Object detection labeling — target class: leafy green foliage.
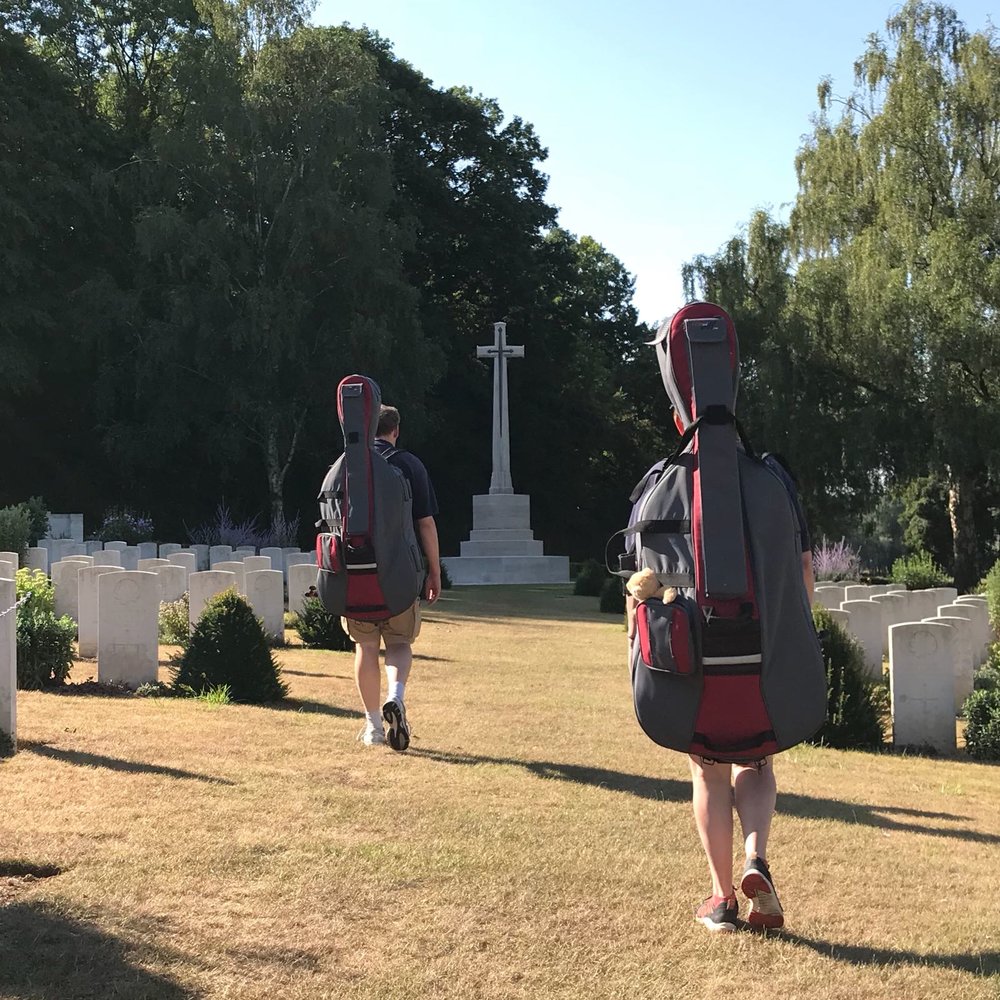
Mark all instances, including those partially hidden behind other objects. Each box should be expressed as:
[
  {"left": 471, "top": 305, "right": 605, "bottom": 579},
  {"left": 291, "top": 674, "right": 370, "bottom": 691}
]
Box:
[
  {"left": 977, "top": 559, "right": 1000, "bottom": 637},
  {"left": 962, "top": 689, "right": 1000, "bottom": 761},
  {"left": 14, "top": 568, "right": 75, "bottom": 690},
  {"left": 573, "top": 559, "right": 608, "bottom": 597},
  {"left": 21, "top": 497, "right": 49, "bottom": 545},
  {"left": 158, "top": 595, "right": 190, "bottom": 646},
  {"left": 811, "top": 606, "right": 887, "bottom": 749},
  {"left": 974, "top": 643, "right": 1000, "bottom": 694},
  {"left": 172, "top": 590, "right": 287, "bottom": 703},
  {"left": 599, "top": 576, "right": 625, "bottom": 615},
  {"left": 291, "top": 598, "right": 352, "bottom": 651},
  {"left": 890, "top": 551, "right": 952, "bottom": 590},
  {"left": 897, "top": 476, "right": 952, "bottom": 573},
  {"left": 0, "top": 506, "right": 32, "bottom": 562}
]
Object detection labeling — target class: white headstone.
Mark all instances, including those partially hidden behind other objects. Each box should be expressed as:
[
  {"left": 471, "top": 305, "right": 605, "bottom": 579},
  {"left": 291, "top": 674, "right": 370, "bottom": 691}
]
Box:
[
  {"left": 212, "top": 561, "right": 246, "bottom": 594},
  {"left": 868, "top": 584, "right": 892, "bottom": 596},
  {"left": 245, "top": 570, "right": 284, "bottom": 641},
  {"left": 939, "top": 602, "right": 990, "bottom": 666},
  {"left": 889, "top": 622, "right": 956, "bottom": 754},
  {"left": 188, "top": 545, "right": 210, "bottom": 571},
  {"left": 97, "top": 571, "right": 159, "bottom": 687},
  {"left": 209, "top": 545, "right": 233, "bottom": 567},
  {"left": 103, "top": 540, "right": 128, "bottom": 551},
  {"left": 0, "top": 576, "right": 15, "bottom": 751},
  {"left": 839, "top": 600, "right": 884, "bottom": 680},
  {"left": 234, "top": 546, "right": 256, "bottom": 557},
  {"left": 188, "top": 571, "right": 238, "bottom": 626},
  {"left": 923, "top": 615, "right": 976, "bottom": 712},
  {"left": 25, "top": 547, "right": 48, "bottom": 574},
  {"left": 825, "top": 608, "right": 851, "bottom": 630},
  {"left": 158, "top": 543, "right": 182, "bottom": 558},
  {"left": 284, "top": 552, "right": 315, "bottom": 569},
  {"left": 92, "top": 550, "right": 122, "bottom": 568},
  {"left": 927, "top": 587, "right": 958, "bottom": 607},
  {"left": 243, "top": 555, "right": 271, "bottom": 574},
  {"left": 814, "top": 584, "right": 847, "bottom": 608},
  {"left": 62, "top": 555, "right": 93, "bottom": 566},
  {"left": 843, "top": 584, "right": 874, "bottom": 602},
  {"left": 156, "top": 564, "right": 188, "bottom": 603},
  {"left": 137, "top": 542, "right": 158, "bottom": 560},
  {"left": 287, "top": 563, "right": 319, "bottom": 614},
  {"left": 871, "top": 593, "right": 914, "bottom": 656},
  {"left": 51, "top": 559, "right": 87, "bottom": 623},
  {"left": 0, "top": 552, "right": 19, "bottom": 572},
  {"left": 168, "top": 552, "right": 196, "bottom": 581},
  {"left": 259, "top": 547, "right": 285, "bottom": 574},
  {"left": 85, "top": 540, "right": 104, "bottom": 556},
  {"left": 120, "top": 547, "right": 140, "bottom": 571},
  {"left": 138, "top": 558, "right": 170, "bottom": 572},
  {"left": 0, "top": 560, "right": 15, "bottom": 583},
  {"left": 77, "top": 566, "right": 125, "bottom": 658}
]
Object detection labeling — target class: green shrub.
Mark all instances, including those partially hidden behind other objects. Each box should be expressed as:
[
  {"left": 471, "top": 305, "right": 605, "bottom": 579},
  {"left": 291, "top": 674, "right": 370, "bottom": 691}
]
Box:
[
  {"left": 599, "top": 576, "right": 626, "bottom": 614},
  {"left": 974, "top": 643, "right": 1000, "bottom": 694},
  {"left": 95, "top": 507, "right": 155, "bottom": 544},
  {"left": 22, "top": 496, "right": 49, "bottom": 545},
  {"left": 890, "top": 550, "right": 951, "bottom": 590},
  {"left": 159, "top": 594, "right": 190, "bottom": 646},
  {"left": 292, "top": 597, "right": 353, "bottom": 650},
  {"left": 977, "top": 559, "right": 1000, "bottom": 637},
  {"left": 0, "top": 505, "right": 32, "bottom": 563},
  {"left": 810, "top": 606, "right": 887, "bottom": 749},
  {"left": 15, "top": 568, "right": 75, "bottom": 690},
  {"left": 574, "top": 558, "right": 608, "bottom": 597},
  {"left": 172, "top": 590, "right": 287, "bottom": 703},
  {"left": 962, "top": 688, "right": 1000, "bottom": 761}
]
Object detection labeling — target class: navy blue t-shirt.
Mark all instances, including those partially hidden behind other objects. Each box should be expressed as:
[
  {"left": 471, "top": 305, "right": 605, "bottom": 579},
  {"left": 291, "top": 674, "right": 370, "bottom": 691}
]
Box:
[
  {"left": 762, "top": 454, "right": 811, "bottom": 553},
  {"left": 374, "top": 438, "right": 438, "bottom": 521}
]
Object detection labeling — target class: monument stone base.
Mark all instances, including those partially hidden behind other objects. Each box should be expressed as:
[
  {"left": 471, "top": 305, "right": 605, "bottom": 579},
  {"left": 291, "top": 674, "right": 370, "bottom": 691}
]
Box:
[{"left": 442, "top": 494, "right": 569, "bottom": 585}]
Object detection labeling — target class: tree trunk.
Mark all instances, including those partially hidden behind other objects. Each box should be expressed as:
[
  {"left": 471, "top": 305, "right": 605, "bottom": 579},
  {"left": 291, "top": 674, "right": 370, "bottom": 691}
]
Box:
[
  {"left": 948, "top": 469, "right": 978, "bottom": 592},
  {"left": 265, "top": 428, "right": 285, "bottom": 528}
]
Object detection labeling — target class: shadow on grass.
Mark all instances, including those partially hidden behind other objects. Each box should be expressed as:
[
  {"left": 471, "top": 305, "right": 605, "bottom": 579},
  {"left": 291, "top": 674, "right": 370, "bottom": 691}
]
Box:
[
  {"left": 279, "top": 670, "right": 350, "bottom": 679},
  {"left": 408, "top": 748, "right": 689, "bottom": 802},
  {"left": 775, "top": 928, "right": 1000, "bottom": 976},
  {"left": 19, "top": 741, "right": 235, "bottom": 786},
  {"left": 263, "top": 698, "right": 363, "bottom": 720},
  {"left": 0, "top": 901, "right": 192, "bottom": 999},
  {"left": 412, "top": 748, "right": 1000, "bottom": 844},
  {"left": 0, "top": 861, "right": 62, "bottom": 878}
]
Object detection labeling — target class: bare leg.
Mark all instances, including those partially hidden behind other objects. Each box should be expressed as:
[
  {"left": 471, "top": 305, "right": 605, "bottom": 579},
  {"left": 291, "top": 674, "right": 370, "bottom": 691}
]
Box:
[
  {"left": 689, "top": 755, "right": 735, "bottom": 897},
  {"left": 733, "top": 757, "right": 776, "bottom": 861},
  {"left": 354, "top": 640, "right": 382, "bottom": 715},
  {"left": 384, "top": 642, "right": 413, "bottom": 693}
]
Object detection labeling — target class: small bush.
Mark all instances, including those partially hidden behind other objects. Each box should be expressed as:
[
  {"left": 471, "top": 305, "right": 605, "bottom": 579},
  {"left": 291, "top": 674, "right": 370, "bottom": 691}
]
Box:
[
  {"left": 159, "top": 594, "right": 190, "bottom": 646},
  {"left": 0, "top": 505, "right": 32, "bottom": 562},
  {"left": 292, "top": 597, "right": 353, "bottom": 650},
  {"left": 599, "top": 576, "right": 626, "bottom": 614},
  {"left": 95, "top": 506, "right": 155, "bottom": 544},
  {"left": 890, "top": 550, "right": 952, "bottom": 590},
  {"left": 810, "top": 606, "right": 887, "bottom": 749},
  {"left": 574, "top": 559, "right": 608, "bottom": 597},
  {"left": 812, "top": 537, "right": 861, "bottom": 582},
  {"left": 15, "top": 568, "right": 75, "bottom": 690},
  {"left": 172, "top": 590, "right": 287, "bottom": 703},
  {"left": 439, "top": 561, "right": 452, "bottom": 590},
  {"left": 962, "top": 688, "right": 1000, "bottom": 761}
]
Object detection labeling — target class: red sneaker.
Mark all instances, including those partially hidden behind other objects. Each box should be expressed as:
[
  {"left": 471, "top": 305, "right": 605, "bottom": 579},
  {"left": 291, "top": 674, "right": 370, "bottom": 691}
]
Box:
[
  {"left": 694, "top": 892, "right": 739, "bottom": 932},
  {"left": 740, "top": 857, "right": 784, "bottom": 929}
]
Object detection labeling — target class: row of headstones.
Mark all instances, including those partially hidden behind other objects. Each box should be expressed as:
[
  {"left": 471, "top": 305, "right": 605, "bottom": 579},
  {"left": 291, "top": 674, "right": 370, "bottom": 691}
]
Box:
[
  {"left": 813, "top": 582, "right": 991, "bottom": 753},
  {"left": 28, "top": 540, "right": 311, "bottom": 578}
]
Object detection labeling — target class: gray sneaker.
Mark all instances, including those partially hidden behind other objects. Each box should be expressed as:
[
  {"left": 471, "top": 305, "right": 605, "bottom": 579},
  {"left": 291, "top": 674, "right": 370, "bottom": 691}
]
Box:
[
  {"left": 357, "top": 722, "right": 386, "bottom": 747},
  {"left": 382, "top": 699, "right": 410, "bottom": 752}
]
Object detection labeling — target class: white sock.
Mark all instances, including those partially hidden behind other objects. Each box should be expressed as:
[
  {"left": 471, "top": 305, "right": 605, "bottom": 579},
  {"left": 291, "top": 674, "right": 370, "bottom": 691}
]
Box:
[
  {"left": 365, "top": 710, "right": 382, "bottom": 730},
  {"left": 387, "top": 680, "right": 405, "bottom": 706}
]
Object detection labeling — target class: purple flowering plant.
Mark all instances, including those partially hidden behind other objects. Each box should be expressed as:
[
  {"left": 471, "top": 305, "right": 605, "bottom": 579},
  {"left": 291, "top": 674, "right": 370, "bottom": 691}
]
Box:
[{"left": 812, "top": 536, "right": 861, "bottom": 582}]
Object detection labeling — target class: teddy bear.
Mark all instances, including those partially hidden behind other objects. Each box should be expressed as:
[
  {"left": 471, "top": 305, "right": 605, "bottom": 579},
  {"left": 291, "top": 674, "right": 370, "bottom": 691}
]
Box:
[{"left": 625, "top": 567, "right": 678, "bottom": 605}]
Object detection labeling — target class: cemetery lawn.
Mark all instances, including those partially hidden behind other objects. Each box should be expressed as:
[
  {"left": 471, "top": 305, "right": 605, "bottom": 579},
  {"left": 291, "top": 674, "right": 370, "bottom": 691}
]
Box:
[{"left": 3, "top": 586, "right": 999, "bottom": 1000}]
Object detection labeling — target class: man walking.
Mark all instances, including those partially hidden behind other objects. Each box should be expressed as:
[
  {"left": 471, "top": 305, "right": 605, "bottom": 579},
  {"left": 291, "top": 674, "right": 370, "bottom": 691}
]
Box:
[{"left": 344, "top": 404, "right": 441, "bottom": 751}]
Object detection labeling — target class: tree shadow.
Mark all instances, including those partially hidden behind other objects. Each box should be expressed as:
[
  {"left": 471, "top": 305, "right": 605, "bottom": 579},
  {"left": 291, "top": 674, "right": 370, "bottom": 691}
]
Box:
[
  {"left": 773, "top": 928, "right": 1000, "bottom": 976},
  {"left": 408, "top": 748, "right": 689, "bottom": 802},
  {"left": 262, "top": 698, "right": 362, "bottom": 720},
  {"left": 19, "top": 741, "right": 234, "bottom": 786},
  {"left": 411, "top": 748, "right": 999, "bottom": 843},
  {"left": 0, "top": 861, "right": 62, "bottom": 878},
  {"left": 0, "top": 900, "right": 193, "bottom": 999}
]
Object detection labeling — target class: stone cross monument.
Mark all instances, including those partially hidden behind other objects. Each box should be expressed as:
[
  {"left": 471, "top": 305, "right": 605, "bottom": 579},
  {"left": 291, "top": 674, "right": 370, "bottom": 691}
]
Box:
[
  {"left": 476, "top": 321, "right": 524, "bottom": 495},
  {"left": 442, "top": 321, "right": 569, "bottom": 585}
]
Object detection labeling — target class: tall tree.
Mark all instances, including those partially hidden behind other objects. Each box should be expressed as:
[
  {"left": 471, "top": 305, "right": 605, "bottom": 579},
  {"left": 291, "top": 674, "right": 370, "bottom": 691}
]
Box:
[{"left": 791, "top": 1, "right": 1000, "bottom": 588}]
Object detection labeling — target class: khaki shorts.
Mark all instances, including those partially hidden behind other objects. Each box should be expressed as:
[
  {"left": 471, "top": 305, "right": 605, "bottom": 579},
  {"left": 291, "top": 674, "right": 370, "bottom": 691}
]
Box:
[{"left": 343, "top": 601, "right": 421, "bottom": 645}]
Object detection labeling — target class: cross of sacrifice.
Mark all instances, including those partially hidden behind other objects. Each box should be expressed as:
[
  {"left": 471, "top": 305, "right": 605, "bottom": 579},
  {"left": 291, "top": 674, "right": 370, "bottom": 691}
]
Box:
[{"left": 476, "top": 321, "right": 524, "bottom": 495}]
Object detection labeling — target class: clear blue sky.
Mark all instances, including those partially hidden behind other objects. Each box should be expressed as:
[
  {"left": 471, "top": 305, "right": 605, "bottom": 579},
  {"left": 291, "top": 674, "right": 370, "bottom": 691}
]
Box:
[{"left": 314, "top": 0, "right": 995, "bottom": 326}]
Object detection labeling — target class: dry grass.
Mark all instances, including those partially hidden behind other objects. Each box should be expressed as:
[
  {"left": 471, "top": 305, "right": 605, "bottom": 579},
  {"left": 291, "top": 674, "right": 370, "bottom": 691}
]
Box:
[{"left": 2, "top": 585, "right": 999, "bottom": 1000}]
